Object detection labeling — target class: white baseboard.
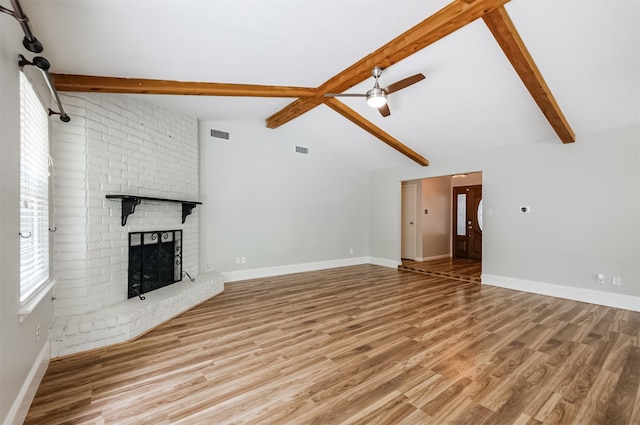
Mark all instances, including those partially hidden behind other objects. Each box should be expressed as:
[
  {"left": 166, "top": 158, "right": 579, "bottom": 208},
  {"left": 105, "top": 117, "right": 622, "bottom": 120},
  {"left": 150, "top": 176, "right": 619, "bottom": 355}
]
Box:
[
  {"left": 3, "top": 341, "right": 50, "bottom": 425},
  {"left": 415, "top": 254, "right": 451, "bottom": 262},
  {"left": 482, "top": 274, "right": 640, "bottom": 312},
  {"left": 222, "top": 257, "right": 372, "bottom": 282},
  {"left": 367, "top": 257, "right": 402, "bottom": 269}
]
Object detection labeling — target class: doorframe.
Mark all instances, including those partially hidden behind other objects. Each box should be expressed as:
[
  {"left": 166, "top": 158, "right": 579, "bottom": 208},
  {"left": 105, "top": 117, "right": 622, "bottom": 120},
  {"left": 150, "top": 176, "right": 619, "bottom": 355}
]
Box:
[{"left": 399, "top": 172, "right": 484, "bottom": 269}]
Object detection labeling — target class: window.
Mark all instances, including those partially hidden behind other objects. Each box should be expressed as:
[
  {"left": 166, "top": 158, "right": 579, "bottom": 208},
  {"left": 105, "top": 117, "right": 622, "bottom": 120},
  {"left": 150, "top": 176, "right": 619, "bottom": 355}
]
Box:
[{"left": 19, "top": 71, "right": 51, "bottom": 304}]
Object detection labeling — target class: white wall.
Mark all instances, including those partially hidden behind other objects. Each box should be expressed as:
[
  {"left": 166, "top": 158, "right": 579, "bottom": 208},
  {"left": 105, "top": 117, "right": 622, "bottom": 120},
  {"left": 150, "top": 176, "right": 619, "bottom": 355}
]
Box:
[
  {"left": 0, "top": 19, "right": 54, "bottom": 424},
  {"left": 199, "top": 120, "right": 370, "bottom": 274},
  {"left": 370, "top": 125, "right": 640, "bottom": 303}
]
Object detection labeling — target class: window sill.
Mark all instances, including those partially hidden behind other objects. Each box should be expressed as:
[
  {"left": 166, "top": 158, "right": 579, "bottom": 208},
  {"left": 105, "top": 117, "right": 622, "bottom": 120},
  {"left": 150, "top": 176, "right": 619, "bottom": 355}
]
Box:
[{"left": 19, "top": 279, "right": 56, "bottom": 322}]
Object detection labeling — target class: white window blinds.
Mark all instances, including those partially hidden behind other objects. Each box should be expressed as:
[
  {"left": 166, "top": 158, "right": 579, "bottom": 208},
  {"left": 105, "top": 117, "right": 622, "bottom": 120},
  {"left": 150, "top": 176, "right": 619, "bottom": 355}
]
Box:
[{"left": 19, "top": 71, "right": 51, "bottom": 302}]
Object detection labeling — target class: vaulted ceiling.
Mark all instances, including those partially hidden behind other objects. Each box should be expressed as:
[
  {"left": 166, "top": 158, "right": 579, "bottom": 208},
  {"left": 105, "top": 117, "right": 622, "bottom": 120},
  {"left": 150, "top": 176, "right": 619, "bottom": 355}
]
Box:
[{"left": 19, "top": 0, "right": 640, "bottom": 170}]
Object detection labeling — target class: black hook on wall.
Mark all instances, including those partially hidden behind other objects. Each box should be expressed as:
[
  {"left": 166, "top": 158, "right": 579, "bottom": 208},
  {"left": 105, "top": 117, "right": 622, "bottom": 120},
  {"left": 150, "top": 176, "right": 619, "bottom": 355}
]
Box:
[
  {"left": 0, "top": 0, "right": 43, "bottom": 53},
  {"left": 19, "top": 54, "right": 70, "bottom": 122}
]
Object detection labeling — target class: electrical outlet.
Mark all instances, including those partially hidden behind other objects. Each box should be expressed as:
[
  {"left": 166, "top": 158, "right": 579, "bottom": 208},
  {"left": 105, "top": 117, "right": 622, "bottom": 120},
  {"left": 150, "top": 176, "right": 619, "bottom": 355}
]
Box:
[
  {"left": 36, "top": 324, "right": 40, "bottom": 343},
  {"left": 241, "top": 257, "right": 246, "bottom": 264},
  {"left": 596, "top": 273, "right": 605, "bottom": 284},
  {"left": 207, "top": 261, "right": 213, "bottom": 270},
  {"left": 235, "top": 257, "right": 240, "bottom": 264},
  {"left": 349, "top": 248, "right": 354, "bottom": 255},
  {"left": 612, "top": 276, "right": 621, "bottom": 286}
]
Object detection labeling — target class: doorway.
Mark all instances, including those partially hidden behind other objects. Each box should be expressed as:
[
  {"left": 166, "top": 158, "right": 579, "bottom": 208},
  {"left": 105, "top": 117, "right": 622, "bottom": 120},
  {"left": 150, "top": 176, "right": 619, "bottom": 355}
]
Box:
[
  {"left": 453, "top": 185, "right": 482, "bottom": 260},
  {"left": 399, "top": 172, "right": 483, "bottom": 282}
]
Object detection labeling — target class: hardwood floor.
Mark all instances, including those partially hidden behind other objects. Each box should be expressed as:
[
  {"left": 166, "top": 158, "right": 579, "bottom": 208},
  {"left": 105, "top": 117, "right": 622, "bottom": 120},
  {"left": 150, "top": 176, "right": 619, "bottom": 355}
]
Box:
[
  {"left": 25, "top": 265, "right": 640, "bottom": 425},
  {"left": 399, "top": 258, "right": 482, "bottom": 283}
]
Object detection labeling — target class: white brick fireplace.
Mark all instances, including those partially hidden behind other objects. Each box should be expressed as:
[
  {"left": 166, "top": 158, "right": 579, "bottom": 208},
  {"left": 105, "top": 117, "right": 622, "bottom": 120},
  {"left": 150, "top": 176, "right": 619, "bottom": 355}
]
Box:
[{"left": 49, "top": 93, "right": 223, "bottom": 357}]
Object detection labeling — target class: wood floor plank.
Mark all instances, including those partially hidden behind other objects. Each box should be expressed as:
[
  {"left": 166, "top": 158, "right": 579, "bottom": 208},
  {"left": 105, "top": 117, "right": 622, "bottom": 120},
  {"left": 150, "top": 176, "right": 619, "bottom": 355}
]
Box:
[
  {"left": 399, "top": 258, "right": 482, "bottom": 283},
  {"left": 630, "top": 376, "right": 640, "bottom": 425},
  {"left": 341, "top": 391, "right": 413, "bottom": 425},
  {"left": 541, "top": 399, "right": 577, "bottom": 425},
  {"left": 570, "top": 369, "right": 619, "bottom": 425},
  {"left": 24, "top": 264, "right": 640, "bottom": 425},
  {"left": 600, "top": 345, "right": 640, "bottom": 424},
  {"left": 451, "top": 403, "right": 495, "bottom": 425}
]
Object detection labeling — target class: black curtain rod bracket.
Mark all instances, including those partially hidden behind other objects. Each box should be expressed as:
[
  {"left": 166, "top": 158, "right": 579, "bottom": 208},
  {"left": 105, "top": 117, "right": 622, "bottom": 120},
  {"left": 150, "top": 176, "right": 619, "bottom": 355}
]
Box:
[
  {"left": 0, "top": 0, "right": 43, "bottom": 53},
  {"left": 3, "top": 0, "right": 69, "bottom": 122},
  {"left": 19, "top": 54, "right": 70, "bottom": 122}
]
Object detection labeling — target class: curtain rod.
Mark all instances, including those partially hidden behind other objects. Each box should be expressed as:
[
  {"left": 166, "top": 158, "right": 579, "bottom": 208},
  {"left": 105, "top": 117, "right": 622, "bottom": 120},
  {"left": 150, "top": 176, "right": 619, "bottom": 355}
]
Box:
[
  {"left": 19, "top": 55, "right": 70, "bottom": 122},
  {"left": 0, "top": 0, "right": 43, "bottom": 53},
  {"left": 1, "top": 0, "right": 70, "bottom": 122}
]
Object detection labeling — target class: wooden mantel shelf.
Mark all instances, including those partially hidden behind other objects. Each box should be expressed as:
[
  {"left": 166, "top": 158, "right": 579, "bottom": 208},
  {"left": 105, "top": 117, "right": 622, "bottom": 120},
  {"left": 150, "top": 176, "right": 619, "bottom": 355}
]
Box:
[{"left": 106, "top": 195, "right": 203, "bottom": 226}]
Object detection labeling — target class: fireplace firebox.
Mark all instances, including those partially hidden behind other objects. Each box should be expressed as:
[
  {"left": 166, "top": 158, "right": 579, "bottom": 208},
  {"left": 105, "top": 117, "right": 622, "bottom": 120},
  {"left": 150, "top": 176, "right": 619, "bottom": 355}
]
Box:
[{"left": 128, "top": 230, "right": 182, "bottom": 299}]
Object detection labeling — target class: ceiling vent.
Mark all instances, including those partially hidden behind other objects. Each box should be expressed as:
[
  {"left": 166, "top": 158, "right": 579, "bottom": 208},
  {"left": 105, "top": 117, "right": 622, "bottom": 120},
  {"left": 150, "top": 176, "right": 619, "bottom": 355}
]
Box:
[
  {"left": 210, "top": 129, "right": 230, "bottom": 140},
  {"left": 295, "top": 145, "right": 309, "bottom": 155}
]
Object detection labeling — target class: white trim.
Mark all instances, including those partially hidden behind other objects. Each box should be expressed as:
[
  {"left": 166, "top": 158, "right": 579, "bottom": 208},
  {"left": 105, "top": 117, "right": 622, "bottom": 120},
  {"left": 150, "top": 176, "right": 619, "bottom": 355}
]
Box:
[
  {"left": 482, "top": 274, "right": 640, "bottom": 312},
  {"left": 223, "top": 257, "right": 372, "bottom": 283},
  {"left": 367, "top": 257, "right": 402, "bottom": 269},
  {"left": 415, "top": 254, "right": 451, "bottom": 262},
  {"left": 19, "top": 278, "right": 56, "bottom": 322},
  {"left": 3, "top": 341, "right": 50, "bottom": 425}
]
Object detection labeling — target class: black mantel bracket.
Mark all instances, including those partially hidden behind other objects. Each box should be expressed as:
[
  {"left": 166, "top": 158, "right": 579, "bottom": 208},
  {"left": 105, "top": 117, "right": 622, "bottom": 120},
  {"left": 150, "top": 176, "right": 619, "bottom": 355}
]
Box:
[{"left": 106, "top": 195, "right": 203, "bottom": 226}]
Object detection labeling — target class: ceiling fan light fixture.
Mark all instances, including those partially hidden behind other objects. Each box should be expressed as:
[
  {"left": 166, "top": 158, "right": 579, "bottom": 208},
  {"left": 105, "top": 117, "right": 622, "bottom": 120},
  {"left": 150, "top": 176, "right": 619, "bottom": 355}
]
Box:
[{"left": 366, "top": 87, "right": 387, "bottom": 108}]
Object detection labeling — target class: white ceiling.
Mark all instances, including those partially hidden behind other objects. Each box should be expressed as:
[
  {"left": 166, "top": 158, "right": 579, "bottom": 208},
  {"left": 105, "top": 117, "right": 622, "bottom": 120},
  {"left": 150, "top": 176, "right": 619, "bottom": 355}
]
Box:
[{"left": 18, "top": 0, "right": 640, "bottom": 170}]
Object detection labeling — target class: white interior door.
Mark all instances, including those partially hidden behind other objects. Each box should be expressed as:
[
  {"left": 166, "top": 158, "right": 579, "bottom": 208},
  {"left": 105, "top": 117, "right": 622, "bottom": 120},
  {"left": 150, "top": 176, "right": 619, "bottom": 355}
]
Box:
[{"left": 401, "top": 184, "right": 417, "bottom": 260}]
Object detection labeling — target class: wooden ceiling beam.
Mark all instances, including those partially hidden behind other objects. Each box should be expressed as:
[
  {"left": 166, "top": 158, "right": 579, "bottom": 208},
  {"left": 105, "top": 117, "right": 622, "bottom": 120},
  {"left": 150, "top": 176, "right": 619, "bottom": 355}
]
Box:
[
  {"left": 50, "top": 74, "right": 317, "bottom": 98},
  {"left": 47, "top": 0, "right": 574, "bottom": 167},
  {"left": 482, "top": 7, "right": 575, "bottom": 143},
  {"left": 265, "top": 0, "right": 511, "bottom": 129},
  {"left": 324, "top": 98, "right": 429, "bottom": 166}
]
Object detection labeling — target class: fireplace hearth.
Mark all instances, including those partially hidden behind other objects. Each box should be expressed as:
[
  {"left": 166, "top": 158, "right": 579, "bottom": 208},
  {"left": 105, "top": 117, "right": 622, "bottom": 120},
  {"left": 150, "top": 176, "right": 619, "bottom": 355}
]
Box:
[{"left": 128, "top": 230, "right": 182, "bottom": 299}]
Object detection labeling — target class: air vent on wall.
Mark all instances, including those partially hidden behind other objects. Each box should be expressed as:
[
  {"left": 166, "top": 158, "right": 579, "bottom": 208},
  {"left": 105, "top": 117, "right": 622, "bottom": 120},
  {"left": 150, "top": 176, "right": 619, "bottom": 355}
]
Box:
[
  {"left": 210, "top": 129, "right": 230, "bottom": 140},
  {"left": 295, "top": 145, "right": 309, "bottom": 155}
]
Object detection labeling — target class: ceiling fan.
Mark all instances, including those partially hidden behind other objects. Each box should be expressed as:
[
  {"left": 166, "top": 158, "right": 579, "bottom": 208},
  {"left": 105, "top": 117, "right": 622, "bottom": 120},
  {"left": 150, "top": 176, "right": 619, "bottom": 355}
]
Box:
[{"left": 325, "top": 66, "right": 425, "bottom": 117}]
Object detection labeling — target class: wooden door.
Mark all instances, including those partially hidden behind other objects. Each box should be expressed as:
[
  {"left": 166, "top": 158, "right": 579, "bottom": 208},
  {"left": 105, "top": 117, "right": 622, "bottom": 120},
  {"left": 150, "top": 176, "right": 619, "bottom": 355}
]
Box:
[
  {"left": 453, "top": 185, "right": 482, "bottom": 259},
  {"left": 401, "top": 184, "right": 417, "bottom": 260}
]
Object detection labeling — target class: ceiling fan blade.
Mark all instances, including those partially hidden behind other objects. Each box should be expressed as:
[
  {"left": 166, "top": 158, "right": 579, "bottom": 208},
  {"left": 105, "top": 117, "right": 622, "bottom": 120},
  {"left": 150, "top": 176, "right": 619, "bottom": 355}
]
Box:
[
  {"left": 378, "top": 103, "right": 390, "bottom": 117},
  {"left": 324, "top": 93, "right": 367, "bottom": 98},
  {"left": 384, "top": 73, "right": 425, "bottom": 94}
]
